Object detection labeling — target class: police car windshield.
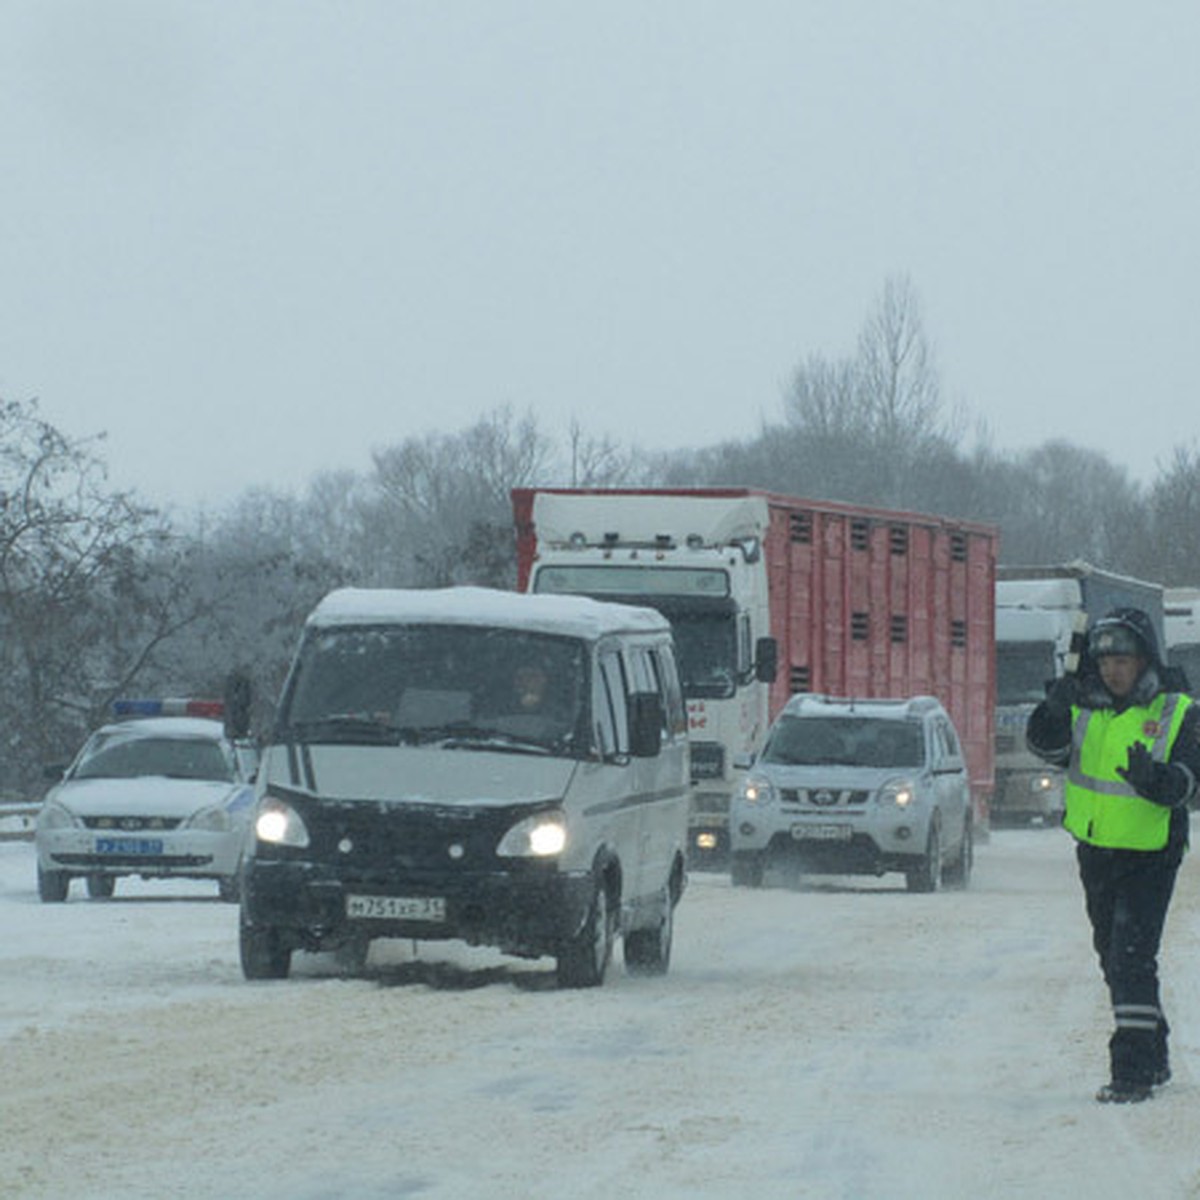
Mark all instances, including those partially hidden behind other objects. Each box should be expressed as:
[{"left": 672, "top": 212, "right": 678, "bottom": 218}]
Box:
[{"left": 74, "top": 735, "right": 235, "bottom": 782}]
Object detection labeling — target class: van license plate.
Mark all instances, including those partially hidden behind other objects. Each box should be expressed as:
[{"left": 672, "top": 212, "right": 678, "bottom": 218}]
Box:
[
  {"left": 792, "top": 824, "right": 852, "bottom": 842},
  {"left": 346, "top": 894, "right": 446, "bottom": 921}
]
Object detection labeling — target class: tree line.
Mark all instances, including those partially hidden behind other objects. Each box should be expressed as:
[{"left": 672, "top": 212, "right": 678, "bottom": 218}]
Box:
[{"left": 4, "top": 276, "right": 1199, "bottom": 795}]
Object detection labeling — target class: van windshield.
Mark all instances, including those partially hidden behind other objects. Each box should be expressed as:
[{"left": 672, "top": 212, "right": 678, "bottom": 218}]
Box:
[
  {"left": 277, "top": 625, "right": 589, "bottom": 759},
  {"left": 760, "top": 716, "right": 925, "bottom": 769}
]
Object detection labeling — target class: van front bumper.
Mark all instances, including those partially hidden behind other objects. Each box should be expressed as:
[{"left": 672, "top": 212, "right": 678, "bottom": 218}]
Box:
[{"left": 241, "top": 857, "right": 595, "bottom": 960}]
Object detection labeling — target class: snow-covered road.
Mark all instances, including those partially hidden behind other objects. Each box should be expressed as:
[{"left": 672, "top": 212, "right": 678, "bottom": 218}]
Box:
[{"left": 3, "top": 829, "right": 1200, "bottom": 1199}]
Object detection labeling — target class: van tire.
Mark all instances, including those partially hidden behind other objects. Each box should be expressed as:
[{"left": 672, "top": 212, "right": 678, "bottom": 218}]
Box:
[
  {"left": 625, "top": 892, "right": 673, "bottom": 976},
  {"left": 240, "top": 921, "right": 292, "bottom": 980},
  {"left": 556, "top": 880, "right": 613, "bottom": 988}
]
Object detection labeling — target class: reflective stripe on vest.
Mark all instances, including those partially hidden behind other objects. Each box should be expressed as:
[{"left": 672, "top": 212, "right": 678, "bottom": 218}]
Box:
[{"left": 1063, "top": 692, "right": 1191, "bottom": 850}]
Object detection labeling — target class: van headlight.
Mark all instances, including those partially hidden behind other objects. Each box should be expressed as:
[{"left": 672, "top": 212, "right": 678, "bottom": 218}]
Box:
[
  {"left": 497, "top": 810, "right": 567, "bottom": 858},
  {"left": 255, "top": 796, "right": 310, "bottom": 848},
  {"left": 741, "top": 776, "right": 776, "bottom": 806},
  {"left": 879, "top": 778, "right": 917, "bottom": 808}
]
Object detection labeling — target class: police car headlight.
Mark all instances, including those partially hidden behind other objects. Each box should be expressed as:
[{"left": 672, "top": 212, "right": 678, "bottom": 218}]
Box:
[
  {"left": 255, "top": 797, "right": 310, "bottom": 848},
  {"left": 879, "top": 778, "right": 917, "bottom": 808},
  {"left": 497, "top": 811, "right": 567, "bottom": 858},
  {"left": 186, "top": 805, "right": 232, "bottom": 833},
  {"left": 38, "top": 801, "right": 80, "bottom": 831}
]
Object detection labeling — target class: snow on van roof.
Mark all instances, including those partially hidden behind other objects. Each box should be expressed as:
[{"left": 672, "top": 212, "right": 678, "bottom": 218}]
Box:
[{"left": 308, "top": 586, "right": 670, "bottom": 639}]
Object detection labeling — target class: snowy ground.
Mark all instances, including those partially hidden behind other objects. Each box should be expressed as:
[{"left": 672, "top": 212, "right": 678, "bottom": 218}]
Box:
[{"left": 3, "top": 828, "right": 1200, "bottom": 1199}]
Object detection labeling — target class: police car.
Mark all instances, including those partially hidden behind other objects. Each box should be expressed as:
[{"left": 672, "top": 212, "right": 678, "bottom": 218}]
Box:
[{"left": 35, "top": 700, "right": 257, "bottom": 902}]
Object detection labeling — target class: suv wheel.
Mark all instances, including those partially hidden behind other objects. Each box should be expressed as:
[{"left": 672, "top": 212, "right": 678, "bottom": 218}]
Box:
[
  {"left": 943, "top": 819, "right": 973, "bottom": 889},
  {"left": 730, "top": 851, "right": 765, "bottom": 888},
  {"left": 906, "top": 821, "right": 942, "bottom": 893}
]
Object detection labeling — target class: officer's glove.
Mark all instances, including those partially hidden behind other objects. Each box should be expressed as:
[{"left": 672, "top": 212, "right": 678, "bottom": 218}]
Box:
[
  {"left": 1043, "top": 675, "right": 1081, "bottom": 719},
  {"left": 1116, "top": 742, "right": 1176, "bottom": 805}
]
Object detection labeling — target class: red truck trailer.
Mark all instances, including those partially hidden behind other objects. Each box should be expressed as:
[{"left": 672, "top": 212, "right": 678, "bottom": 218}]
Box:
[{"left": 513, "top": 487, "right": 998, "bottom": 860}]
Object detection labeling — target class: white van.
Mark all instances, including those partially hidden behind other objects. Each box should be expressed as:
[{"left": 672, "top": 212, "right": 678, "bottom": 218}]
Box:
[{"left": 239, "top": 587, "right": 690, "bottom": 986}]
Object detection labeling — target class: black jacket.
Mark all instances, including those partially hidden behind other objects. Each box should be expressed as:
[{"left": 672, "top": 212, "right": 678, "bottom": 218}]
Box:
[{"left": 1027, "top": 606, "right": 1200, "bottom": 853}]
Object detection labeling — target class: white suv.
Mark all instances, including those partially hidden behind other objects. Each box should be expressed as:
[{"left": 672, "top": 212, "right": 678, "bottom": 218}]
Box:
[{"left": 729, "top": 695, "right": 972, "bottom": 892}]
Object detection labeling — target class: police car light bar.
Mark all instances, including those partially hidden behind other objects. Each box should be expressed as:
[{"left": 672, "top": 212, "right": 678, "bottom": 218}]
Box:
[{"left": 113, "top": 698, "right": 225, "bottom": 719}]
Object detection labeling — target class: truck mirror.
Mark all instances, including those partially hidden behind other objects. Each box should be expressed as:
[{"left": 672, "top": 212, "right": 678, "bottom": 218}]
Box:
[
  {"left": 755, "top": 637, "right": 778, "bottom": 684},
  {"left": 628, "top": 692, "right": 664, "bottom": 758}
]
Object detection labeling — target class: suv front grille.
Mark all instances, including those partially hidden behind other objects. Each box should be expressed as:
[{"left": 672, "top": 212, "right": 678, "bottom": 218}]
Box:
[{"left": 779, "top": 788, "right": 870, "bottom": 808}]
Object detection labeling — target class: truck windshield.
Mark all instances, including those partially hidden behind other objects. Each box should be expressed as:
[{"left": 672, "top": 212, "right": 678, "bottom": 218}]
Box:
[
  {"left": 278, "top": 625, "right": 589, "bottom": 759},
  {"left": 669, "top": 611, "right": 738, "bottom": 699},
  {"left": 761, "top": 716, "right": 925, "bottom": 769},
  {"left": 996, "top": 643, "right": 1058, "bottom": 705}
]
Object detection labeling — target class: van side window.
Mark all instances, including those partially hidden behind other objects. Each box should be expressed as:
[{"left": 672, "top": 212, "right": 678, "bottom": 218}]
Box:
[
  {"left": 651, "top": 646, "right": 687, "bottom": 736},
  {"left": 597, "top": 650, "right": 629, "bottom": 758}
]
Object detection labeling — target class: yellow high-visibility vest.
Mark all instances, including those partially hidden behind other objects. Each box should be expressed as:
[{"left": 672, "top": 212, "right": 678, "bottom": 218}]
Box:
[{"left": 1063, "top": 692, "right": 1192, "bottom": 850}]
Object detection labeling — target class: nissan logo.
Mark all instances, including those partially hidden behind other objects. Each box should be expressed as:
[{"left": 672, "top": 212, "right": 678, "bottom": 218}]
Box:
[{"left": 813, "top": 789, "right": 837, "bottom": 807}]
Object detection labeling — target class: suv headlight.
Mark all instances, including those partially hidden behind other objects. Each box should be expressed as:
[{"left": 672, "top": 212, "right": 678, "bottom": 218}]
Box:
[
  {"left": 741, "top": 776, "right": 777, "bottom": 806},
  {"left": 254, "top": 796, "right": 310, "bottom": 848},
  {"left": 497, "top": 810, "right": 567, "bottom": 858},
  {"left": 879, "top": 777, "right": 918, "bottom": 808}
]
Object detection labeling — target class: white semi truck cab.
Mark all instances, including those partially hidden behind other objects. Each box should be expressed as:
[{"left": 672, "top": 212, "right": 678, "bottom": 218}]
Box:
[{"left": 516, "top": 492, "right": 778, "bottom": 865}]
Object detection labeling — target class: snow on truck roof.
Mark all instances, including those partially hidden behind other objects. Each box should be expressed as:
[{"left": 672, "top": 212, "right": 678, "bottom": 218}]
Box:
[{"left": 308, "top": 586, "right": 670, "bottom": 639}]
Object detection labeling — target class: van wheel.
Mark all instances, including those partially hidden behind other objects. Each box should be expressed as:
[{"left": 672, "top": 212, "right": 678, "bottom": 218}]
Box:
[
  {"left": 906, "top": 822, "right": 942, "bottom": 893},
  {"left": 943, "top": 820, "right": 973, "bottom": 889},
  {"left": 86, "top": 873, "right": 115, "bottom": 899},
  {"left": 625, "top": 893, "right": 673, "bottom": 977},
  {"left": 556, "top": 880, "right": 613, "bottom": 988},
  {"left": 731, "top": 852, "right": 765, "bottom": 888},
  {"left": 38, "top": 867, "right": 70, "bottom": 903},
  {"left": 240, "top": 921, "right": 292, "bottom": 980},
  {"left": 333, "top": 933, "right": 371, "bottom": 976},
  {"left": 217, "top": 875, "right": 241, "bottom": 904}
]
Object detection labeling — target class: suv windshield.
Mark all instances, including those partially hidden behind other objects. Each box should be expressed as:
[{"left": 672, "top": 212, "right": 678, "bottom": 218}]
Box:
[
  {"left": 760, "top": 715, "right": 925, "bottom": 769},
  {"left": 278, "top": 624, "right": 589, "bottom": 758},
  {"left": 74, "top": 735, "right": 235, "bottom": 782}
]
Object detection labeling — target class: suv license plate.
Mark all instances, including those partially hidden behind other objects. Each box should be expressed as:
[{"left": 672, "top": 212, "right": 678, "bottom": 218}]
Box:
[
  {"left": 346, "top": 894, "right": 446, "bottom": 922},
  {"left": 792, "top": 824, "right": 852, "bottom": 842}
]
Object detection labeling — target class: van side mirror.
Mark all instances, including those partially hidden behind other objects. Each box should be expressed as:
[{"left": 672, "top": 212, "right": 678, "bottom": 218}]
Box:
[
  {"left": 755, "top": 636, "right": 778, "bottom": 684},
  {"left": 628, "top": 692, "right": 664, "bottom": 758}
]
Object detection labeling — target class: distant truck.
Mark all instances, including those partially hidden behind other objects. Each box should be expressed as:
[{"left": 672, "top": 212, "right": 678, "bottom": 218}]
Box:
[
  {"left": 1164, "top": 587, "right": 1200, "bottom": 694},
  {"left": 512, "top": 487, "right": 998, "bottom": 864},
  {"left": 993, "top": 561, "right": 1165, "bottom": 824}
]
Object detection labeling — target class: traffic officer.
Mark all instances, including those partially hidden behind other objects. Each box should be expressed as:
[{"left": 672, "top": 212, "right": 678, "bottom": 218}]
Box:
[{"left": 1027, "top": 606, "right": 1200, "bottom": 1103}]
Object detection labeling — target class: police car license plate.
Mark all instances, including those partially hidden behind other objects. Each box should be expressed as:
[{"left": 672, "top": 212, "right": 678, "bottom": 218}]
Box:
[
  {"left": 95, "top": 837, "right": 164, "bottom": 855},
  {"left": 791, "top": 824, "right": 851, "bottom": 842},
  {"left": 345, "top": 894, "right": 446, "bottom": 921}
]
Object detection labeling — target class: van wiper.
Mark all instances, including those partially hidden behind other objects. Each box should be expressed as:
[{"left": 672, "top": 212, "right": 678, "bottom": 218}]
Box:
[
  {"left": 414, "top": 724, "right": 554, "bottom": 756},
  {"left": 284, "top": 715, "right": 407, "bottom": 745}
]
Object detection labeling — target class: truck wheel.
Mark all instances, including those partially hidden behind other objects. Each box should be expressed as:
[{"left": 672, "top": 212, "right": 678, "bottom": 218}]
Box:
[
  {"left": 240, "top": 921, "right": 292, "bottom": 980},
  {"left": 556, "top": 879, "right": 613, "bottom": 988},
  {"left": 625, "top": 893, "right": 673, "bottom": 977},
  {"left": 38, "top": 867, "right": 70, "bottom": 903},
  {"left": 731, "top": 852, "right": 765, "bottom": 888},
  {"left": 86, "top": 873, "right": 115, "bottom": 899},
  {"left": 217, "top": 873, "right": 241, "bottom": 904},
  {"left": 905, "top": 822, "right": 942, "bottom": 893},
  {"left": 943, "top": 820, "right": 973, "bottom": 889}
]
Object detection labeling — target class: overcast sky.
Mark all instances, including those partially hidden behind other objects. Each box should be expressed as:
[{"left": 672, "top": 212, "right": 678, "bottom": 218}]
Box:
[{"left": 2, "top": 2, "right": 1198, "bottom": 512}]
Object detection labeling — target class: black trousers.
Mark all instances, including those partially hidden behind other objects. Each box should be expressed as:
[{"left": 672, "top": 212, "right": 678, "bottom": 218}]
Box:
[{"left": 1076, "top": 841, "right": 1180, "bottom": 1086}]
